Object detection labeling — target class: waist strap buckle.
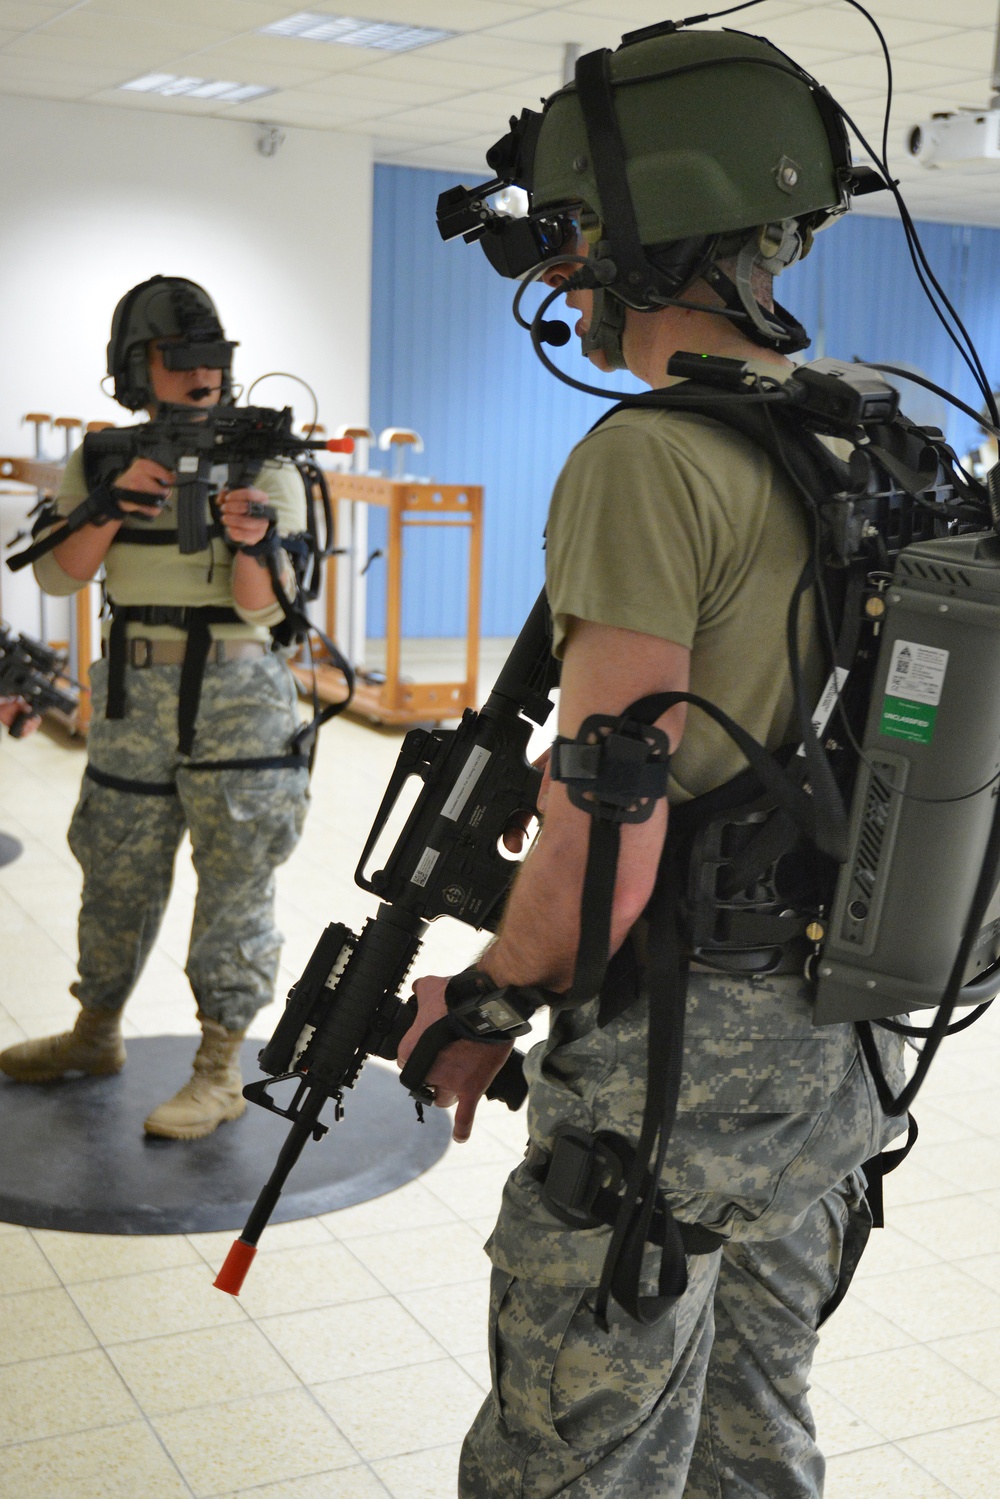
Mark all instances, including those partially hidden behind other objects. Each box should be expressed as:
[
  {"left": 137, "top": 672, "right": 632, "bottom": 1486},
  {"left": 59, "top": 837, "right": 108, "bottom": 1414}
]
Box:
[{"left": 539, "top": 1126, "right": 625, "bottom": 1230}]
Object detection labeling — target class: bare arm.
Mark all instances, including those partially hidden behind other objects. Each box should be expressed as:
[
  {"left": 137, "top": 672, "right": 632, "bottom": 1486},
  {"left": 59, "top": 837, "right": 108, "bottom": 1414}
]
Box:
[
  {"left": 480, "top": 618, "right": 689, "bottom": 989},
  {"left": 49, "top": 458, "right": 169, "bottom": 583},
  {"left": 397, "top": 617, "right": 690, "bottom": 1138},
  {"left": 218, "top": 488, "right": 294, "bottom": 615}
]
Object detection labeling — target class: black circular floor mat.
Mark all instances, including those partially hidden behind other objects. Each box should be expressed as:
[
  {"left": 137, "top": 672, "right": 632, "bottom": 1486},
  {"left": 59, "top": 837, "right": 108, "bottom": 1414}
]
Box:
[{"left": 0, "top": 1037, "right": 450, "bottom": 1234}]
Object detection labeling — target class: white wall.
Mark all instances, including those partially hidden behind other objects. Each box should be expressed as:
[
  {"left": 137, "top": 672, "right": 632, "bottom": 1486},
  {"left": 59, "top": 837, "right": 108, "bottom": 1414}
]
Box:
[{"left": 0, "top": 93, "right": 373, "bottom": 637}]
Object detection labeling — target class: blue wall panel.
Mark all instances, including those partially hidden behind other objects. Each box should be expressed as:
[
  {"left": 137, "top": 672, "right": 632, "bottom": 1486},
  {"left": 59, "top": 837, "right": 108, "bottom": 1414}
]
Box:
[
  {"left": 370, "top": 163, "right": 1000, "bottom": 638},
  {"left": 368, "top": 163, "right": 641, "bottom": 640}
]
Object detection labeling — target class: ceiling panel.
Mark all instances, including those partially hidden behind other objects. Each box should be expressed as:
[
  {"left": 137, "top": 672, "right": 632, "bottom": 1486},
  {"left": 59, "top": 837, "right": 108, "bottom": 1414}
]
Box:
[
  {"left": 83, "top": 0, "right": 291, "bottom": 21},
  {"left": 469, "top": 10, "right": 633, "bottom": 47},
  {"left": 31, "top": 9, "right": 237, "bottom": 48},
  {"left": 306, "top": 0, "right": 541, "bottom": 26},
  {"left": 176, "top": 45, "right": 333, "bottom": 88},
  {"left": 188, "top": 31, "right": 383, "bottom": 73},
  {"left": 419, "top": 31, "right": 560, "bottom": 73},
  {"left": 301, "top": 69, "right": 457, "bottom": 105},
  {"left": 0, "top": 2, "right": 67, "bottom": 25},
  {"left": 891, "top": 28, "right": 998, "bottom": 71},
  {"left": 0, "top": 0, "right": 997, "bottom": 224},
  {"left": 847, "top": 0, "right": 996, "bottom": 23},
  {"left": 353, "top": 51, "right": 536, "bottom": 89},
  {"left": 749, "top": 7, "right": 957, "bottom": 53},
  {"left": 219, "top": 87, "right": 382, "bottom": 123}
]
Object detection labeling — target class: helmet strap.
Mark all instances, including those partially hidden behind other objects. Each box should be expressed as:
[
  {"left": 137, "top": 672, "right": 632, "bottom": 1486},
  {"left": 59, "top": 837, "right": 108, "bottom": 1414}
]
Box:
[
  {"left": 579, "top": 249, "right": 629, "bottom": 369},
  {"left": 702, "top": 260, "right": 810, "bottom": 355},
  {"left": 574, "top": 48, "right": 688, "bottom": 310}
]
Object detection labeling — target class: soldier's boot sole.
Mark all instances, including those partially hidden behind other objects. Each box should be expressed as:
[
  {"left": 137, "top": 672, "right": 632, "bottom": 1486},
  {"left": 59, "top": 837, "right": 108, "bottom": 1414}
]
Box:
[{"left": 0, "top": 1011, "right": 126, "bottom": 1083}]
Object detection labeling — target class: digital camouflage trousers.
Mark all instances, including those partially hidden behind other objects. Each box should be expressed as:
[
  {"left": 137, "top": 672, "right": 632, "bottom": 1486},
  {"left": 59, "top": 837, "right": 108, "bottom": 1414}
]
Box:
[
  {"left": 68, "top": 653, "right": 309, "bottom": 1031},
  {"left": 461, "top": 968, "right": 906, "bottom": 1498}
]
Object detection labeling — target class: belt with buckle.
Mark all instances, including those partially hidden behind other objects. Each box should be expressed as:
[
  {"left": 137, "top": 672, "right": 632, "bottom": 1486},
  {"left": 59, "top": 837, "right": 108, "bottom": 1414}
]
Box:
[{"left": 102, "top": 638, "right": 269, "bottom": 667}]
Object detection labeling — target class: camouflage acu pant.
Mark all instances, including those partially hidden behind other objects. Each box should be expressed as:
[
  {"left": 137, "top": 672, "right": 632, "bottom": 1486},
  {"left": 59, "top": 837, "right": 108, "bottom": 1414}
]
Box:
[
  {"left": 461, "top": 969, "right": 905, "bottom": 1498},
  {"left": 67, "top": 653, "right": 309, "bottom": 1031}
]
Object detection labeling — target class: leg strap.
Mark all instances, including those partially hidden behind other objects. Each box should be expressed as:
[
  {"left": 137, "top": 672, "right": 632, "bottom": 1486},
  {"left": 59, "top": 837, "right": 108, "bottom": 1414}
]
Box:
[
  {"left": 524, "top": 1131, "right": 725, "bottom": 1258},
  {"left": 85, "top": 764, "right": 178, "bottom": 796}
]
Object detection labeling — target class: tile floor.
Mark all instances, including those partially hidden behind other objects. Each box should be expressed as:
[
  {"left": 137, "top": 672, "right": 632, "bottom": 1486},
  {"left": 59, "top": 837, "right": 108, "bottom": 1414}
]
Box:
[{"left": 0, "top": 660, "right": 999, "bottom": 1498}]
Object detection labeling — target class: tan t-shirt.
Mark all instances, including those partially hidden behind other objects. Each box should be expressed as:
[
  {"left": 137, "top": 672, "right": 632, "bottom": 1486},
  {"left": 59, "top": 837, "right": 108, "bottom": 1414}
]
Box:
[
  {"left": 546, "top": 404, "right": 823, "bottom": 801},
  {"left": 34, "top": 442, "right": 307, "bottom": 640}
]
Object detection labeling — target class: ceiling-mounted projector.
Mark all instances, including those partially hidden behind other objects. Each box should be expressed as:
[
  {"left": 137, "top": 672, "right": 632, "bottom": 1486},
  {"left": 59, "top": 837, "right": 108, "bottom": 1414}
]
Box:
[{"left": 907, "top": 108, "right": 1000, "bottom": 167}]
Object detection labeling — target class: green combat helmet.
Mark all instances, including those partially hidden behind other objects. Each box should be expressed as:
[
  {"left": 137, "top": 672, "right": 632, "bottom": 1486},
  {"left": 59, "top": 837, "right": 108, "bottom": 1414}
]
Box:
[
  {"left": 437, "top": 20, "right": 885, "bottom": 365},
  {"left": 107, "top": 274, "right": 238, "bottom": 410}
]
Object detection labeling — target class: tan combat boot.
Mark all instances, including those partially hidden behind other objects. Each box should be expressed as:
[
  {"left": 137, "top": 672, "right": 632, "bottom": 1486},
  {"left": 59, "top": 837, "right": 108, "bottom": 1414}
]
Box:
[
  {"left": 0, "top": 1006, "right": 126, "bottom": 1082},
  {"left": 143, "top": 1013, "right": 247, "bottom": 1140}
]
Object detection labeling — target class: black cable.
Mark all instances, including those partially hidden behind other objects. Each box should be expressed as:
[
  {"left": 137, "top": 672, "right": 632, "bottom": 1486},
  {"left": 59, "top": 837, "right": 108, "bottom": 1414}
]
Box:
[
  {"left": 512, "top": 255, "right": 589, "bottom": 331},
  {"left": 865, "top": 362, "right": 1000, "bottom": 436},
  {"left": 526, "top": 284, "right": 790, "bottom": 406},
  {"left": 674, "top": 0, "right": 999, "bottom": 426},
  {"left": 837, "top": 106, "right": 997, "bottom": 422},
  {"left": 763, "top": 405, "right": 1000, "bottom": 808},
  {"left": 877, "top": 1000, "right": 993, "bottom": 1038},
  {"left": 246, "top": 372, "right": 320, "bottom": 433},
  {"left": 677, "top": 0, "right": 768, "bottom": 21}
]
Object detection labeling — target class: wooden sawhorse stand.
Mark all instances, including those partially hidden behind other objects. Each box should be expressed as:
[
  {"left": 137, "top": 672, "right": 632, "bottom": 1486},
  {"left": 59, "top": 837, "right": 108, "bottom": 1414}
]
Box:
[{"left": 309, "top": 475, "right": 483, "bottom": 726}]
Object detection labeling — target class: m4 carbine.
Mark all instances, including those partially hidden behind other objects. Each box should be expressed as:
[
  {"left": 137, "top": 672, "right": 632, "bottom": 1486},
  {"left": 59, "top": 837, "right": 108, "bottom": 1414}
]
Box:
[
  {"left": 7, "top": 403, "right": 354, "bottom": 568},
  {"left": 84, "top": 403, "right": 354, "bottom": 554},
  {"left": 0, "top": 624, "right": 78, "bottom": 736},
  {"left": 214, "top": 592, "right": 558, "bottom": 1295}
]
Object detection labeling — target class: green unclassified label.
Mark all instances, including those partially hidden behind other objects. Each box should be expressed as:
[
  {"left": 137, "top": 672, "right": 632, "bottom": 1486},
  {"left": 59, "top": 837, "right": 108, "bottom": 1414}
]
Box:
[{"left": 880, "top": 695, "right": 937, "bottom": 744}]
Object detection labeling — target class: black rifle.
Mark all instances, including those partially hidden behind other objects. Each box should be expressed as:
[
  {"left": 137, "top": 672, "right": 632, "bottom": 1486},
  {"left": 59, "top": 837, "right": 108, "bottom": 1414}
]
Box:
[
  {"left": 0, "top": 624, "right": 79, "bottom": 736},
  {"left": 215, "top": 591, "right": 558, "bottom": 1295},
  {"left": 8, "top": 403, "right": 353, "bottom": 567}
]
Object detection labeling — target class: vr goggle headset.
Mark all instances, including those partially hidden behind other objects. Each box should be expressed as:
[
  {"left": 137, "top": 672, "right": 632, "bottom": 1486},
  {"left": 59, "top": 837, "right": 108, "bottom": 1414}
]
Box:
[
  {"left": 436, "top": 108, "right": 578, "bottom": 281},
  {"left": 157, "top": 338, "right": 238, "bottom": 372},
  {"left": 158, "top": 282, "right": 238, "bottom": 372}
]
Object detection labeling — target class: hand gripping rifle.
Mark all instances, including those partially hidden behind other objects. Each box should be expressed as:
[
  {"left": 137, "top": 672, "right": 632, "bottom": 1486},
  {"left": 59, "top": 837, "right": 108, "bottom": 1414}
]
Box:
[
  {"left": 8, "top": 402, "right": 354, "bottom": 568},
  {"left": 0, "top": 623, "right": 79, "bottom": 735},
  {"left": 214, "top": 591, "right": 559, "bottom": 1295}
]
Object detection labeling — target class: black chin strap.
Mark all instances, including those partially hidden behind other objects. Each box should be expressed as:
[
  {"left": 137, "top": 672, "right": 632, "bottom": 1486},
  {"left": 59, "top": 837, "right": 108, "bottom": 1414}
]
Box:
[{"left": 701, "top": 264, "right": 811, "bottom": 354}]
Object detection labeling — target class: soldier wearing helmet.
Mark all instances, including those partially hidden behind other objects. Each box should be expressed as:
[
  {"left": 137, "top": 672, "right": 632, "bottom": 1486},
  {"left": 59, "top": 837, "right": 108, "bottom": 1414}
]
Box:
[
  {"left": 398, "top": 23, "right": 904, "bottom": 1498},
  {"left": 0, "top": 276, "right": 311, "bottom": 1141}
]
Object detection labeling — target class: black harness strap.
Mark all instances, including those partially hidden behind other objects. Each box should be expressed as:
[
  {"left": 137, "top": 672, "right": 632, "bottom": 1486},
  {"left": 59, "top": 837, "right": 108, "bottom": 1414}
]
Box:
[
  {"left": 177, "top": 613, "right": 213, "bottom": 756},
  {"left": 595, "top": 840, "right": 694, "bottom": 1327},
  {"left": 184, "top": 754, "right": 309, "bottom": 773},
  {"left": 103, "top": 605, "right": 244, "bottom": 758},
  {"left": 85, "top": 763, "right": 178, "bottom": 796},
  {"left": 573, "top": 50, "right": 658, "bottom": 301},
  {"left": 105, "top": 609, "right": 130, "bottom": 720},
  {"left": 83, "top": 754, "right": 308, "bottom": 801},
  {"left": 111, "top": 522, "right": 226, "bottom": 547},
  {"left": 551, "top": 685, "right": 848, "bottom": 1326},
  {"left": 261, "top": 543, "right": 356, "bottom": 762},
  {"left": 525, "top": 1135, "right": 724, "bottom": 1258}
]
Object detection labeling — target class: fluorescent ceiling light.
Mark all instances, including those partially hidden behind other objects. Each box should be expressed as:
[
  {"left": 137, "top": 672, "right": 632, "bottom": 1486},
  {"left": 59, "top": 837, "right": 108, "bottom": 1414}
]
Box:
[
  {"left": 261, "top": 11, "right": 454, "bottom": 52},
  {"left": 120, "top": 73, "right": 275, "bottom": 103}
]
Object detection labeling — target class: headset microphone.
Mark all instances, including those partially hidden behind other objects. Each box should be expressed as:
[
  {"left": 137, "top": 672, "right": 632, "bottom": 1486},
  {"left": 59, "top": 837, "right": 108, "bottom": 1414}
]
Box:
[{"left": 538, "top": 320, "right": 571, "bottom": 347}]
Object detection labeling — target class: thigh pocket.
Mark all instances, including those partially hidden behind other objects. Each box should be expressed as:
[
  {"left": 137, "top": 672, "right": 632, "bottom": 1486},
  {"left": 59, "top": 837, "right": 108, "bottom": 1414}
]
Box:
[
  {"left": 493, "top": 1271, "right": 693, "bottom": 1456},
  {"left": 214, "top": 768, "right": 308, "bottom": 866},
  {"left": 68, "top": 777, "right": 179, "bottom": 881},
  {"left": 491, "top": 1272, "right": 583, "bottom": 1450},
  {"left": 680, "top": 971, "right": 857, "bottom": 1116}
]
